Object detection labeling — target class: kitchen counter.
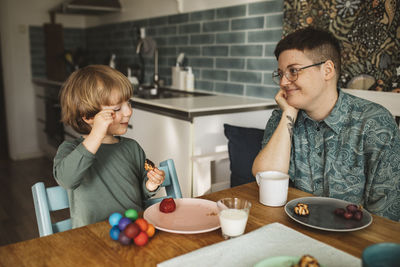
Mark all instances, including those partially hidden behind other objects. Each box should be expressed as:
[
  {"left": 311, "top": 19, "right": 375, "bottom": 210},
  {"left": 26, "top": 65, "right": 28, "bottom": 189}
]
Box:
[
  {"left": 131, "top": 93, "right": 277, "bottom": 122},
  {"left": 128, "top": 92, "right": 277, "bottom": 197},
  {"left": 32, "top": 78, "right": 278, "bottom": 121}
]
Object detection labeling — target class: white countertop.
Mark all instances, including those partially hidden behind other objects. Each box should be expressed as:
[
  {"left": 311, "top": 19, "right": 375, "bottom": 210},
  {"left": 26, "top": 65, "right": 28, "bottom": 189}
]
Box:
[
  {"left": 32, "top": 78, "right": 277, "bottom": 114},
  {"left": 131, "top": 94, "right": 277, "bottom": 113},
  {"left": 31, "top": 79, "right": 399, "bottom": 116}
]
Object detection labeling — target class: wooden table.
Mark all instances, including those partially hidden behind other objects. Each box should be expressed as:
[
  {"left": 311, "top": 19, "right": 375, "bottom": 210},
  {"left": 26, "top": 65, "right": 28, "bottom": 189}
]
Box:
[{"left": 0, "top": 182, "right": 399, "bottom": 266}]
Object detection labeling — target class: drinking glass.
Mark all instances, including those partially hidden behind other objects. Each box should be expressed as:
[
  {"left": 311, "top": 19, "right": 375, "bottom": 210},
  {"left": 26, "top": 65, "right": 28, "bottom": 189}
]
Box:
[{"left": 217, "top": 198, "right": 251, "bottom": 239}]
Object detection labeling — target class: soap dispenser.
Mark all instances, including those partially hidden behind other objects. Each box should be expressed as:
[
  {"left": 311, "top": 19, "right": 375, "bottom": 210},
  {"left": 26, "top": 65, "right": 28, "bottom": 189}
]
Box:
[
  {"left": 185, "top": 67, "right": 194, "bottom": 91},
  {"left": 127, "top": 67, "right": 139, "bottom": 90},
  {"left": 172, "top": 53, "right": 185, "bottom": 90}
]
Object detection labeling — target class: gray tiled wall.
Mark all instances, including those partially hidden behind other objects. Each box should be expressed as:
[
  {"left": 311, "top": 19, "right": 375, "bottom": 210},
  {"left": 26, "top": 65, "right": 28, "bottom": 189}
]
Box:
[
  {"left": 30, "top": 0, "right": 283, "bottom": 99},
  {"left": 29, "top": 26, "right": 86, "bottom": 78},
  {"left": 29, "top": 26, "right": 46, "bottom": 78}
]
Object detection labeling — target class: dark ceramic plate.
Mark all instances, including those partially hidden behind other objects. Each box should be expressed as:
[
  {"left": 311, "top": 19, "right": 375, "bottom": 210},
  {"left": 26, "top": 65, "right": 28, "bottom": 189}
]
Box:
[{"left": 285, "top": 197, "right": 372, "bottom": 232}]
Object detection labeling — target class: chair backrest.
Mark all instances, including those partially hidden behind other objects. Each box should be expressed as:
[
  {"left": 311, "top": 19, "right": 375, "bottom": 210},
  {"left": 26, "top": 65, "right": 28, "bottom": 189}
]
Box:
[
  {"left": 32, "top": 182, "right": 72, "bottom": 237},
  {"left": 145, "top": 159, "right": 183, "bottom": 208}
]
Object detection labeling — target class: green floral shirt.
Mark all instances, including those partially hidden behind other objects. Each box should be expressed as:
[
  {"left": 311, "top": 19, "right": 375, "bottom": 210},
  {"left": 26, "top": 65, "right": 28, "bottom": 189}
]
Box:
[{"left": 262, "top": 89, "right": 400, "bottom": 221}]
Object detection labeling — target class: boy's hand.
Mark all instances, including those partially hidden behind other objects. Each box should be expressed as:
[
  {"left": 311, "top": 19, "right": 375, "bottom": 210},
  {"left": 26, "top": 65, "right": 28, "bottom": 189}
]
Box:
[
  {"left": 82, "top": 109, "right": 115, "bottom": 154},
  {"left": 90, "top": 109, "right": 115, "bottom": 139},
  {"left": 146, "top": 168, "right": 165, "bottom": 192}
]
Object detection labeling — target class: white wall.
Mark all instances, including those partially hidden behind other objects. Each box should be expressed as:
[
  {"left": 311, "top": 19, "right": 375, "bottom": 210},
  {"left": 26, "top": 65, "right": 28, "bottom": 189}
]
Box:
[
  {"left": 0, "top": 0, "right": 265, "bottom": 160},
  {"left": 0, "top": 0, "right": 85, "bottom": 160}
]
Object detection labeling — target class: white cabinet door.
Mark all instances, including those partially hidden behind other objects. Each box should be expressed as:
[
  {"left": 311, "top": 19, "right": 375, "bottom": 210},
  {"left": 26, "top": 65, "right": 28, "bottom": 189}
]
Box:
[
  {"left": 125, "top": 108, "right": 193, "bottom": 197},
  {"left": 191, "top": 109, "right": 273, "bottom": 196}
]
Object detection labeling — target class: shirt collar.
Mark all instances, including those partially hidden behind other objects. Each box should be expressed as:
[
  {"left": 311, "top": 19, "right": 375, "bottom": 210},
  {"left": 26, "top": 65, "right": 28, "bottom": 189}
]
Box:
[{"left": 297, "top": 88, "right": 348, "bottom": 135}]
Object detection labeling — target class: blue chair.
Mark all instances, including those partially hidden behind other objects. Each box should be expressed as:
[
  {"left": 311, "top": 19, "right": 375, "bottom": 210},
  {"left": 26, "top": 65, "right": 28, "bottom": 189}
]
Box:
[
  {"left": 32, "top": 159, "right": 181, "bottom": 236},
  {"left": 32, "top": 182, "right": 72, "bottom": 237},
  {"left": 145, "top": 159, "right": 182, "bottom": 208}
]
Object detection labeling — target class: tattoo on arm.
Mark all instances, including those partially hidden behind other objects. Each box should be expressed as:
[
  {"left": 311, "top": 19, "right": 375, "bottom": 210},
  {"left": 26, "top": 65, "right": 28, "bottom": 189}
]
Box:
[{"left": 286, "top": 115, "right": 294, "bottom": 140}]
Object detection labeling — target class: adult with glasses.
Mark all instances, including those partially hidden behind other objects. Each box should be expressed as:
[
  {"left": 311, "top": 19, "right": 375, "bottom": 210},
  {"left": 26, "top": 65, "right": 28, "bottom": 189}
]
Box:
[{"left": 252, "top": 27, "right": 399, "bottom": 221}]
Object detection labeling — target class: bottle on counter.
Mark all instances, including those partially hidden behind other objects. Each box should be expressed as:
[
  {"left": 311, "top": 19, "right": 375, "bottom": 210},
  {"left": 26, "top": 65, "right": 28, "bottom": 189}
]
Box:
[
  {"left": 109, "top": 53, "right": 116, "bottom": 69},
  {"left": 127, "top": 67, "right": 139, "bottom": 90},
  {"left": 172, "top": 53, "right": 186, "bottom": 90},
  {"left": 172, "top": 64, "right": 181, "bottom": 89},
  {"left": 171, "top": 65, "right": 187, "bottom": 90},
  {"left": 185, "top": 67, "right": 194, "bottom": 91}
]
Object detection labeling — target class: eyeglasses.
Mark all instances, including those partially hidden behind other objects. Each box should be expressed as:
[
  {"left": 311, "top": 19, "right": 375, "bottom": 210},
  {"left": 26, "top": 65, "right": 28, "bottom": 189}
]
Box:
[{"left": 272, "top": 61, "right": 326, "bottom": 85}]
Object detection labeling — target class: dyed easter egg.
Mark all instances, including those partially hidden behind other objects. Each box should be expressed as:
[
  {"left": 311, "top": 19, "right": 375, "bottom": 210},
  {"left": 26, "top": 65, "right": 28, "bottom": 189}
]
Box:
[
  {"left": 125, "top": 209, "right": 138, "bottom": 221},
  {"left": 118, "top": 217, "right": 132, "bottom": 231},
  {"left": 109, "top": 212, "right": 123, "bottom": 227},
  {"left": 118, "top": 232, "right": 132, "bottom": 246},
  {"left": 133, "top": 231, "right": 148, "bottom": 246},
  {"left": 124, "top": 223, "right": 140, "bottom": 239},
  {"left": 134, "top": 218, "right": 148, "bottom": 232},
  {"left": 109, "top": 226, "right": 120, "bottom": 241}
]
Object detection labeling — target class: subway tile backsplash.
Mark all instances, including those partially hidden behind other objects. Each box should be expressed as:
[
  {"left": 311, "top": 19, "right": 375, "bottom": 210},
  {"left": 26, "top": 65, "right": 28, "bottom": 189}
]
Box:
[
  {"left": 29, "top": 0, "right": 282, "bottom": 98},
  {"left": 29, "top": 26, "right": 46, "bottom": 79}
]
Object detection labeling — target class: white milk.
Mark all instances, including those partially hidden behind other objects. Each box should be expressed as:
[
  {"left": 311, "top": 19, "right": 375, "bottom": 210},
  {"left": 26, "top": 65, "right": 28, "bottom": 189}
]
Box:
[{"left": 219, "top": 209, "right": 249, "bottom": 237}]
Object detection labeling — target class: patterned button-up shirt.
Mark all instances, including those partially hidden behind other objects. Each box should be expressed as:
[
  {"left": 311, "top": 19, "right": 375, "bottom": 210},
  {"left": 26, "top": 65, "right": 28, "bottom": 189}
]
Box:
[{"left": 262, "top": 89, "right": 400, "bottom": 221}]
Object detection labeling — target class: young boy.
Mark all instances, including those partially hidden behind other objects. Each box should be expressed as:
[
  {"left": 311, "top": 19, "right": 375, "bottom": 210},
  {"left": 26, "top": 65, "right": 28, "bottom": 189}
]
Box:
[{"left": 54, "top": 65, "right": 165, "bottom": 228}]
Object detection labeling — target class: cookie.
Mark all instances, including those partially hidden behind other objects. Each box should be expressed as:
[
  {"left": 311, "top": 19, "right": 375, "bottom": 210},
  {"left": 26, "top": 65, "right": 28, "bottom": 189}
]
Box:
[
  {"left": 144, "top": 159, "right": 155, "bottom": 171},
  {"left": 294, "top": 203, "right": 309, "bottom": 216},
  {"left": 292, "top": 254, "right": 320, "bottom": 267}
]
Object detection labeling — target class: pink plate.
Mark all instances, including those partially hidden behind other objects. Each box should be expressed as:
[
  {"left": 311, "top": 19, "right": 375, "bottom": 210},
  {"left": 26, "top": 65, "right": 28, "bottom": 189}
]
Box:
[{"left": 143, "top": 198, "right": 220, "bottom": 234}]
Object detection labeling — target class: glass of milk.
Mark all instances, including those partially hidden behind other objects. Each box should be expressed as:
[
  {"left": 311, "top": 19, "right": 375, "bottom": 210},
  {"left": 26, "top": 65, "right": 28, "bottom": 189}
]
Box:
[{"left": 217, "top": 198, "right": 252, "bottom": 239}]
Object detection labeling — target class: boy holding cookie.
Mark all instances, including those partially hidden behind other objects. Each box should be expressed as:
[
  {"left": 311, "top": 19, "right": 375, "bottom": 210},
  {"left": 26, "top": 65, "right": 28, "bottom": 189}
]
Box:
[{"left": 54, "top": 65, "right": 165, "bottom": 228}]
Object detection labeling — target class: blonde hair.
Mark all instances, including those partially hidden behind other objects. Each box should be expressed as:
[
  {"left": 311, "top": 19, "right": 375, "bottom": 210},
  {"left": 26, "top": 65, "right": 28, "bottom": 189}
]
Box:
[{"left": 60, "top": 65, "right": 133, "bottom": 134}]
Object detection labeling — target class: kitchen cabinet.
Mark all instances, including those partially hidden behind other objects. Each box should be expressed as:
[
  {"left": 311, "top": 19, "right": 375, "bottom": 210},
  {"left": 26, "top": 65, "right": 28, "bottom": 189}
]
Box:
[
  {"left": 33, "top": 78, "right": 81, "bottom": 158},
  {"left": 125, "top": 109, "right": 192, "bottom": 197},
  {"left": 33, "top": 80, "right": 64, "bottom": 158},
  {"left": 126, "top": 95, "right": 276, "bottom": 198}
]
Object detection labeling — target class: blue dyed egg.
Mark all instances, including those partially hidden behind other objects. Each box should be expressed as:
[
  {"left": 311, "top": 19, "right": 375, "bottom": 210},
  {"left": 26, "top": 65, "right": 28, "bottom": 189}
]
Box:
[
  {"left": 109, "top": 226, "right": 120, "bottom": 241},
  {"left": 109, "top": 212, "right": 123, "bottom": 227},
  {"left": 118, "top": 217, "right": 132, "bottom": 231}
]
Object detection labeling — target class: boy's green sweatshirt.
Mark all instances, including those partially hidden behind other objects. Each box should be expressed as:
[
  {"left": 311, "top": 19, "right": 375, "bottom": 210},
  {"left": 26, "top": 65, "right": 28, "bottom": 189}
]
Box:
[{"left": 53, "top": 136, "right": 157, "bottom": 228}]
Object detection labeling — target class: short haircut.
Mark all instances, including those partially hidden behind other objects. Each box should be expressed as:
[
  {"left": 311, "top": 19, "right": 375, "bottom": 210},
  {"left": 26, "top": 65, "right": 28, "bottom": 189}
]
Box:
[
  {"left": 60, "top": 65, "right": 133, "bottom": 134},
  {"left": 274, "top": 27, "right": 341, "bottom": 80}
]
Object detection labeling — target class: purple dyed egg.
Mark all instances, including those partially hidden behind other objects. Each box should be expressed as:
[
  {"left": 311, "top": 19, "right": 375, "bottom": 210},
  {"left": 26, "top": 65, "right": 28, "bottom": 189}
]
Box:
[
  {"left": 118, "top": 217, "right": 132, "bottom": 231},
  {"left": 118, "top": 231, "right": 132, "bottom": 245}
]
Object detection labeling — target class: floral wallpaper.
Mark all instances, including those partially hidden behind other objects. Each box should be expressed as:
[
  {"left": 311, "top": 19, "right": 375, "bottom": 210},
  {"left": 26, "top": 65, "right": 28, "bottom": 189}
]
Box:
[{"left": 283, "top": 0, "right": 400, "bottom": 92}]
